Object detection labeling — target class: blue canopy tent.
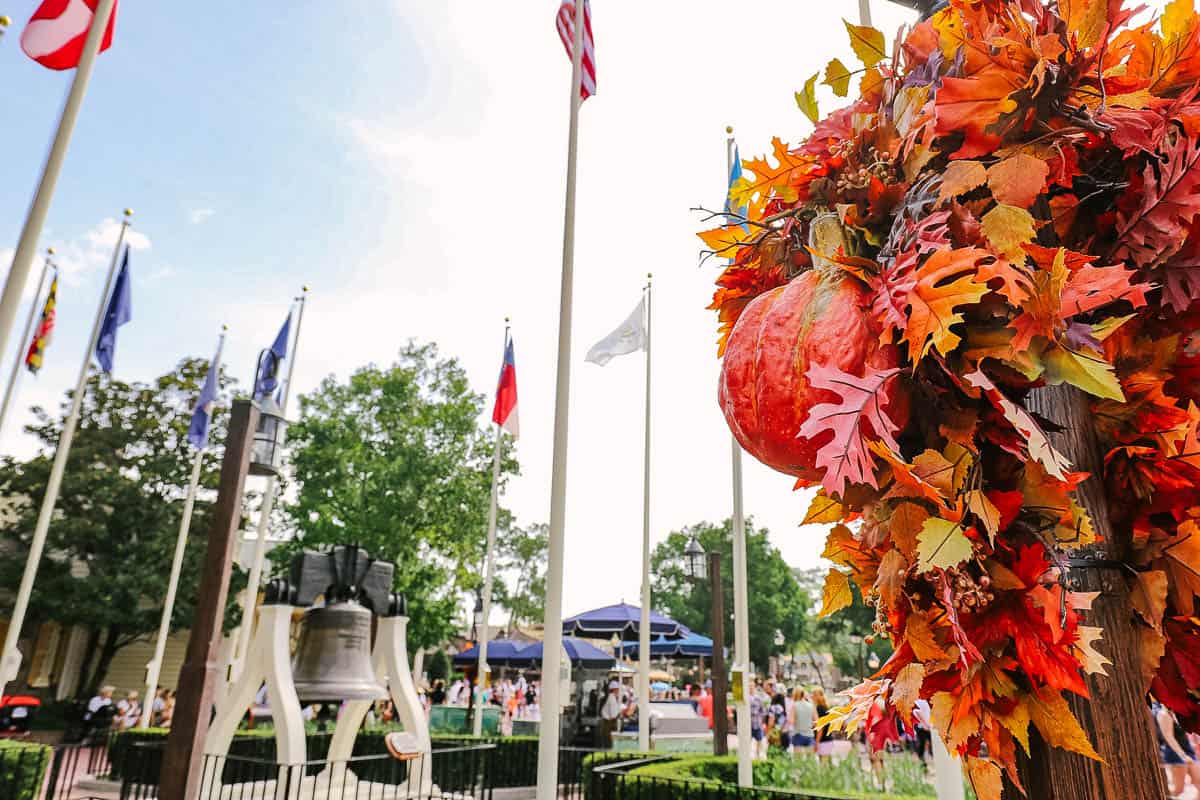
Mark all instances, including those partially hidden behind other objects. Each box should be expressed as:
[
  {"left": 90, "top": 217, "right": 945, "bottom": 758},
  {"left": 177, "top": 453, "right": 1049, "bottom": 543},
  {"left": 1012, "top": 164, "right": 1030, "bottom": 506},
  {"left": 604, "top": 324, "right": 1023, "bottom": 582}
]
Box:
[
  {"left": 562, "top": 603, "right": 690, "bottom": 640},
  {"left": 507, "top": 637, "right": 616, "bottom": 670},
  {"left": 452, "top": 639, "right": 526, "bottom": 668},
  {"left": 623, "top": 632, "right": 719, "bottom": 660}
]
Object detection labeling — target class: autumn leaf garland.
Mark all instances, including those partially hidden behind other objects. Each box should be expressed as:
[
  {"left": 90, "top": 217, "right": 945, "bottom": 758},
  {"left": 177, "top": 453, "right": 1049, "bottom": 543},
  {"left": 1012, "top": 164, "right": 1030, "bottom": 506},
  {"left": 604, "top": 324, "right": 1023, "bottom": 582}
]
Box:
[{"left": 700, "top": 0, "right": 1200, "bottom": 796}]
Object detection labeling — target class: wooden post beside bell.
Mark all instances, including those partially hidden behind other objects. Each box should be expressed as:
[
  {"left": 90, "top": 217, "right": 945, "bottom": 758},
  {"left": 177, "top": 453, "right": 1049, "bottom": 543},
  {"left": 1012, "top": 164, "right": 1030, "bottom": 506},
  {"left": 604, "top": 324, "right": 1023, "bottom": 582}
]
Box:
[{"left": 160, "top": 400, "right": 259, "bottom": 800}]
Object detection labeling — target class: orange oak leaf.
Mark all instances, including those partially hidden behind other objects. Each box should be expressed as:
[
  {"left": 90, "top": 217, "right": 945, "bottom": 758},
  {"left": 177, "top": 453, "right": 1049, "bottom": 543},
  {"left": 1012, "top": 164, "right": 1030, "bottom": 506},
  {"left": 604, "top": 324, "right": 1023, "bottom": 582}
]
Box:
[
  {"left": 1114, "top": 131, "right": 1200, "bottom": 268},
  {"left": 797, "top": 363, "right": 903, "bottom": 496},
  {"left": 964, "top": 370, "right": 1072, "bottom": 479},
  {"left": 903, "top": 247, "right": 991, "bottom": 358},
  {"left": 935, "top": 71, "right": 1023, "bottom": 158}
]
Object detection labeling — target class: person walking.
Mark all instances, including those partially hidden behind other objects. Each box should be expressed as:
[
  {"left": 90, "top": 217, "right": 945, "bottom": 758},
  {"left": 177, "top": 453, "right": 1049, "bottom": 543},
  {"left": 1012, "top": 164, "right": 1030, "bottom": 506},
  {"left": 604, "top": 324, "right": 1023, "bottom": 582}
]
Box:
[
  {"left": 599, "top": 681, "right": 622, "bottom": 748},
  {"left": 1155, "top": 701, "right": 1197, "bottom": 799},
  {"left": 790, "top": 688, "right": 816, "bottom": 753},
  {"left": 812, "top": 687, "right": 833, "bottom": 761},
  {"left": 749, "top": 681, "right": 768, "bottom": 760}
]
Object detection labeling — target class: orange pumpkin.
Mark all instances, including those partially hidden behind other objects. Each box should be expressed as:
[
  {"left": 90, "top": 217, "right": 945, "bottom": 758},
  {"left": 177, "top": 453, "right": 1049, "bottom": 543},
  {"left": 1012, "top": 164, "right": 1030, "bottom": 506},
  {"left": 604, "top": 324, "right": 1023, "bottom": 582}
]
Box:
[{"left": 718, "top": 269, "right": 906, "bottom": 482}]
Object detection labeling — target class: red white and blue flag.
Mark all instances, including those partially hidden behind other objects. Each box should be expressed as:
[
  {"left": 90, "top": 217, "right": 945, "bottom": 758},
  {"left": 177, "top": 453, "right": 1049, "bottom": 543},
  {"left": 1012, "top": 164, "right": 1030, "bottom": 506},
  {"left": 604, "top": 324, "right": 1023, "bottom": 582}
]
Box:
[
  {"left": 21, "top": 0, "right": 119, "bottom": 71},
  {"left": 556, "top": 0, "right": 595, "bottom": 100},
  {"left": 492, "top": 334, "right": 519, "bottom": 438}
]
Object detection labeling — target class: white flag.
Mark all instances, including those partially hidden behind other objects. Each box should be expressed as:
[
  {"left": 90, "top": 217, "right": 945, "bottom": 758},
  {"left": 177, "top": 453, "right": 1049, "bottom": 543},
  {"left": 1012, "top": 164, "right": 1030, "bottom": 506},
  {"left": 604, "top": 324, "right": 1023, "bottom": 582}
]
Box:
[{"left": 586, "top": 297, "right": 647, "bottom": 366}]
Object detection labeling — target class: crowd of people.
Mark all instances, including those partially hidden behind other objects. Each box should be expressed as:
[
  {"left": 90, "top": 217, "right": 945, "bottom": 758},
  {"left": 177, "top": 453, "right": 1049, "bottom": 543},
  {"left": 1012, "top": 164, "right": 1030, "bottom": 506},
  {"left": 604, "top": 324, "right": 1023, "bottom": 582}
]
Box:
[
  {"left": 421, "top": 676, "right": 543, "bottom": 734},
  {"left": 82, "top": 685, "right": 177, "bottom": 736}
]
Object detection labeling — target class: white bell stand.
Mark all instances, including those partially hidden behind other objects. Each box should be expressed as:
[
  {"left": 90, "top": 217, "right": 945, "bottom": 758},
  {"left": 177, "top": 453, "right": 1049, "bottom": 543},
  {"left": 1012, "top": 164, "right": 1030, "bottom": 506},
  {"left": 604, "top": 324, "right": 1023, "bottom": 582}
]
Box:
[{"left": 202, "top": 608, "right": 436, "bottom": 800}]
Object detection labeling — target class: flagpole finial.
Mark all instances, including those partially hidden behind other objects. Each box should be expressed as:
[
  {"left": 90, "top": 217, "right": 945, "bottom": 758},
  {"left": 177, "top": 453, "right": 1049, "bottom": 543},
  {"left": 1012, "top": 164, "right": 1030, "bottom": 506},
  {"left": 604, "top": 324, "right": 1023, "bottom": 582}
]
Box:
[
  {"left": 222, "top": 324, "right": 229, "bottom": 333},
  {"left": 46, "top": 248, "right": 55, "bottom": 257},
  {"left": 504, "top": 316, "right": 511, "bottom": 324},
  {"left": 123, "top": 208, "right": 134, "bottom": 219},
  {"left": 0, "top": 16, "right": 10, "bottom": 28},
  {"left": 726, "top": 125, "right": 733, "bottom": 134},
  {"left": 302, "top": 285, "right": 309, "bottom": 293}
]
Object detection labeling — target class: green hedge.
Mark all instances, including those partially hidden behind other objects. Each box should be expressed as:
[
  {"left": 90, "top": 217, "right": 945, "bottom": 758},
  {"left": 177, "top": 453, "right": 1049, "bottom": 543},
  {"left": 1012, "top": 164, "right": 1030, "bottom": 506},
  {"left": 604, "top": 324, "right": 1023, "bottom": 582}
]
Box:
[{"left": 0, "top": 740, "right": 52, "bottom": 800}]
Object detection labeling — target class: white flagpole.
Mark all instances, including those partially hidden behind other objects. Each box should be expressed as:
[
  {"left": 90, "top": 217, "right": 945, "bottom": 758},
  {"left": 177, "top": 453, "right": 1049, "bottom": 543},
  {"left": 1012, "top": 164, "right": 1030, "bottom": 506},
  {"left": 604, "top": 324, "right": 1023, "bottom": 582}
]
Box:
[
  {"left": 474, "top": 320, "right": 510, "bottom": 737},
  {"left": 0, "top": 0, "right": 117, "bottom": 381},
  {"left": 726, "top": 128, "right": 753, "bottom": 788},
  {"left": 637, "top": 276, "right": 652, "bottom": 752},
  {"left": 140, "top": 327, "right": 226, "bottom": 728},
  {"left": 858, "top": 0, "right": 873, "bottom": 26},
  {"left": 0, "top": 250, "right": 54, "bottom": 440},
  {"left": 230, "top": 287, "right": 308, "bottom": 683},
  {"left": 536, "top": 0, "right": 585, "bottom": 795},
  {"left": 0, "top": 208, "right": 131, "bottom": 696}
]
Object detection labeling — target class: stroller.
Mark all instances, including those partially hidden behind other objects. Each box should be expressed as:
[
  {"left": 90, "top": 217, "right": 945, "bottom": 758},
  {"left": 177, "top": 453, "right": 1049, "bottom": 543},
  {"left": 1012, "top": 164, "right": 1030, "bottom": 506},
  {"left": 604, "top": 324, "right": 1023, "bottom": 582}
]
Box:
[{"left": 0, "top": 695, "right": 41, "bottom": 736}]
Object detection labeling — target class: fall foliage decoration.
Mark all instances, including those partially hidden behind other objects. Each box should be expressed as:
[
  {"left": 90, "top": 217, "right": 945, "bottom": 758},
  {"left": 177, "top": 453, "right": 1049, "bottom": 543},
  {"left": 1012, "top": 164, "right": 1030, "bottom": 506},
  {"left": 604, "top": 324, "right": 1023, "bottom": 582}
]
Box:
[{"left": 699, "top": 0, "right": 1200, "bottom": 796}]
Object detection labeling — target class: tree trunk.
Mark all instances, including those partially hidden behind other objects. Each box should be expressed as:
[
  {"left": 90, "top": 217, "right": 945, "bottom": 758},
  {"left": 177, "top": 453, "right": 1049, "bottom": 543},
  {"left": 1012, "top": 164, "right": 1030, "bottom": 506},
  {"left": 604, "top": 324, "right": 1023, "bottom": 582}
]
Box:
[
  {"left": 1004, "top": 385, "right": 1167, "bottom": 799},
  {"left": 83, "top": 625, "right": 122, "bottom": 697},
  {"left": 807, "top": 649, "right": 826, "bottom": 691}
]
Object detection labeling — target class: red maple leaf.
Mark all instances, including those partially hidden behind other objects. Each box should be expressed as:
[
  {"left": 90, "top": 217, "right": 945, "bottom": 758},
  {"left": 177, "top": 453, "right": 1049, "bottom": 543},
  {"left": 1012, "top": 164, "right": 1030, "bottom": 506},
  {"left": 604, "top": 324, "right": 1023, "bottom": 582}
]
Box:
[
  {"left": 797, "top": 363, "right": 903, "bottom": 496},
  {"left": 1114, "top": 131, "right": 1200, "bottom": 269}
]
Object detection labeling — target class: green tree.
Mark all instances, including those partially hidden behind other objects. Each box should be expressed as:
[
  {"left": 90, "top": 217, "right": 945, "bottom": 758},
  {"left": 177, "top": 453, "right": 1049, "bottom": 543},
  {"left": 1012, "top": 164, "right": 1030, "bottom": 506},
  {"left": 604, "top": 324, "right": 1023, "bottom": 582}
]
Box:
[
  {"left": 0, "top": 360, "right": 246, "bottom": 695},
  {"left": 650, "top": 518, "right": 809, "bottom": 669},
  {"left": 275, "top": 343, "right": 517, "bottom": 650},
  {"left": 791, "top": 566, "right": 892, "bottom": 684},
  {"left": 493, "top": 522, "right": 548, "bottom": 630}
]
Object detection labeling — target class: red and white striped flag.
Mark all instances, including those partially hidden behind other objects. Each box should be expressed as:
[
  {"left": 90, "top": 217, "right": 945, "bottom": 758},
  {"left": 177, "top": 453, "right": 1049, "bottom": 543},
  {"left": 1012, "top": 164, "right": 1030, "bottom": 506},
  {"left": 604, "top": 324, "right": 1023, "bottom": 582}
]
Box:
[{"left": 556, "top": 0, "right": 595, "bottom": 100}]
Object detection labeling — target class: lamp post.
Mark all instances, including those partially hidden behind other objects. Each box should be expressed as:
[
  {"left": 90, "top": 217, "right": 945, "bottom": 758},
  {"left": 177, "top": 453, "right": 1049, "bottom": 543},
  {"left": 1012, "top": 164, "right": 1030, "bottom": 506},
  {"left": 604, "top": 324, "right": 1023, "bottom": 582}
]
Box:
[
  {"left": 682, "top": 536, "right": 728, "bottom": 757},
  {"left": 466, "top": 588, "right": 483, "bottom": 734},
  {"left": 848, "top": 634, "right": 865, "bottom": 683}
]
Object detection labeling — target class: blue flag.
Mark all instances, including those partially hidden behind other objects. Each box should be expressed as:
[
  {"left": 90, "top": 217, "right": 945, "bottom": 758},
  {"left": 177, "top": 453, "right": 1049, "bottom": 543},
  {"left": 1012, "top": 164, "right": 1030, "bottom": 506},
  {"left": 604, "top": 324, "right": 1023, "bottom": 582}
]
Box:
[
  {"left": 187, "top": 338, "right": 224, "bottom": 449},
  {"left": 725, "top": 145, "right": 748, "bottom": 231},
  {"left": 253, "top": 312, "right": 291, "bottom": 401},
  {"left": 94, "top": 248, "right": 132, "bottom": 374}
]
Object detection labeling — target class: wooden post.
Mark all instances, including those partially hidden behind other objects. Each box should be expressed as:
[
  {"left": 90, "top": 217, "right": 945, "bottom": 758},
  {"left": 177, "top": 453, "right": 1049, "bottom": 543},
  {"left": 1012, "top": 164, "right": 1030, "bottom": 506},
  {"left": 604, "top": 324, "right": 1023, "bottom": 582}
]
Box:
[
  {"left": 710, "top": 552, "right": 729, "bottom": 756},
  {"left": 159, "top": 400, "right": 259, "bottom": 800},
  {"left": 1007, "top": 385, "right": 1166, "bottom": 800}
]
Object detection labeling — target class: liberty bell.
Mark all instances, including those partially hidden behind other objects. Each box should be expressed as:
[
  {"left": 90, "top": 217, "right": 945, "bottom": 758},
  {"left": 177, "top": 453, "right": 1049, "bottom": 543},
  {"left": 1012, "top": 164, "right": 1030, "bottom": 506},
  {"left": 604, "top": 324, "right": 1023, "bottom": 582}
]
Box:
[
  {"left": 291, "top": 599, "right": 387, "bottom": 702},
  {"left": 281, "top": 545, "right": 395, "bottom": 703}
]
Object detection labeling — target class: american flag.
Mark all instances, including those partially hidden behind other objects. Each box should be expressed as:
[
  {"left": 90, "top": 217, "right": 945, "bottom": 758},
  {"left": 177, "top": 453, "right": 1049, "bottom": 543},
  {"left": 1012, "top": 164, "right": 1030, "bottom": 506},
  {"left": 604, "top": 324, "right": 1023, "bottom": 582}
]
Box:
[{"left": 556, "top": 0, "right": 595, "bottom": 100}]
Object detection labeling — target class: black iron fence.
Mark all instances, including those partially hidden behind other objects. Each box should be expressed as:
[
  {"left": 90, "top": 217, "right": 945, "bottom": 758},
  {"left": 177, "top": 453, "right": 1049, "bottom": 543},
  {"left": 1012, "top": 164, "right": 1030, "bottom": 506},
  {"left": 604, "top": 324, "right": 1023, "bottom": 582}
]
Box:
[{"left": 39, "top": 732, "right": 121, "bottom": 800}]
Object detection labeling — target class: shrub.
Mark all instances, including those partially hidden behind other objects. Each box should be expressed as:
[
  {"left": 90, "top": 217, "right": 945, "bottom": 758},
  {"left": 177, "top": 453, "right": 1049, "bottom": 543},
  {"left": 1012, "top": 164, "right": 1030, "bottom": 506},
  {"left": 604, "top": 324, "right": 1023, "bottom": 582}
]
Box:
[{"left": 0, "top": 740, "right": 52, "bottom": 800}]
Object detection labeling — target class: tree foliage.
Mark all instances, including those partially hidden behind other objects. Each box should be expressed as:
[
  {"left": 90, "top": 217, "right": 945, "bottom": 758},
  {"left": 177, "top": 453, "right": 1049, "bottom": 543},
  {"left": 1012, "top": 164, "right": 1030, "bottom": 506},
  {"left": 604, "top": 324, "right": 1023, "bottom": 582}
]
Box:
[
  {"left": 650, "top": 518, "right": 808, "bottom": 669},
  {"left": 274, "top": 343, "right": 517, "bottom": 650},
  {"left": 492, "top": 522, "right": 548, "bottom": 630},
  {"left": 0, "top": 361, "right": 245, "bottom": 694}
]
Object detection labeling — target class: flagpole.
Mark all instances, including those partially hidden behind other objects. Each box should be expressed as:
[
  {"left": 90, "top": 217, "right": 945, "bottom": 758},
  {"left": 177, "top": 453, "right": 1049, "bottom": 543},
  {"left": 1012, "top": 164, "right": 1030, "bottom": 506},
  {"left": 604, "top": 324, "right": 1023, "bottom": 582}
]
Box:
[
  {"left": 230, "top": 287, "right": 308, "bottom": 683},
  {"left": 0, "top": 209, "right": 131, "bottom": 696},
  {"left": 473, "top": 319, "right": 510, "bottom": 737},
  {"left": 726, "top": 128, "right": 753, "bottom": 788},
  {"left": 0, "top": 0, "right": 117, "bottom": 382},
  {"left": 0, "top": 250, "right": 54, "bottom": 441},
  {"left": 536, "top": 0, "right": 585, "bottom": 795},
  {"left": 858, "top": 0, "right": 873, "bottom": 26},
  {"left": 139, "top": 327, "right": 226, "bottom": 728},
  {"left": 637, "top": 275, "right": 652, "bottom": 752}
]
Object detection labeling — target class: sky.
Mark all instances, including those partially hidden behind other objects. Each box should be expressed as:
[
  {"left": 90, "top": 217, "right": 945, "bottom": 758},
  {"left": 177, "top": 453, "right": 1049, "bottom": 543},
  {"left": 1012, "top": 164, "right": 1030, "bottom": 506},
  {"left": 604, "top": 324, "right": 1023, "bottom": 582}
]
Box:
[{"left": 0, "top": 1, "right": 1174, "bottom": 625}]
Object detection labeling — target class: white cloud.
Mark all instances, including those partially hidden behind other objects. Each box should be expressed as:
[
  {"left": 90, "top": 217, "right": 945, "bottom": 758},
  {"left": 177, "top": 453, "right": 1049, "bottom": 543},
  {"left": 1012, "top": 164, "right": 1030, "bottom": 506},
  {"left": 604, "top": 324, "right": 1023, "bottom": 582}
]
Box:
[
  {"left": 51, "top": 217, "right": 152, "bottom": 285},
  {"left": 189, "top": 208, "right": 215, "bottom": 225}
]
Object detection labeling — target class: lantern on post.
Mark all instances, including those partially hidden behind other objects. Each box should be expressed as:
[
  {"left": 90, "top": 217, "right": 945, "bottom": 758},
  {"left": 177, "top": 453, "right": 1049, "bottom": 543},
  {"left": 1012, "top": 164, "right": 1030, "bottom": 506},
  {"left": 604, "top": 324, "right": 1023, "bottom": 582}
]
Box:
[
  {"left": 682, "top": 536, "right": 707, "bottom": 582},
  {"left": 248, "top": 394, "right": 288, "bottom": 477},
  {"left": 680, "top": 535, "right": 728, "bottom": 756}
]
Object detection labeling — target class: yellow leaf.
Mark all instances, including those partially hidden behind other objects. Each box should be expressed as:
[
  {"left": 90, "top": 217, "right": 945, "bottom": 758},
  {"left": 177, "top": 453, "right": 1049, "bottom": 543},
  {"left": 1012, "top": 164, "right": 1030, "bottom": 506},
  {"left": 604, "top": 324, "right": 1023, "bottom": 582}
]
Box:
[
  {"left": 875, "top": 549, "right": 907, "bottom": 610},
  {"left": 844, "top": 20, "right": 887, "bottom": 68},
  {"left": 795, "top": 73, "right": 820, "bottom": 124},
  {"left": 966, "top": 489, "right": 1001, "bottom": 543},
  {"left": 1059, "top": 0, "right": 1109, "bottom": 49},
  {"left": 904, "top": 248, "right": 991, "bottom": 359},
  {"left": 820, "top": 568, "right": 853, "bottom": 617},
  {"left": 697, "top": 224, "right": 753, "bottom": 256},
  {"left": 1164, "top": 0, "right": 1195, "bottom": 41},
  {"left": 1028, "top": 686, "right": 1103, "bottom": 761},
  {"left": 995, "top": 696, "right": 1032, "bottom": 753},
  {"left": 905, "top": 612, "right": 948, "bottom": 661},
  {"left": 803, "top": 491, "right": 846, "bottom": 524},
  {"left": 1042, "top": 345, "right": 1125, "bottom": 401},
  {"left": 891, "top": 663, "right": 925, "bottom": 724},
  {"left": 1074, "top": 625, "right": 1112, "bottom": 676},
  {"left": 931, "top": 690, "right": 978, "bottom": 752},
  {"left": 859, "top": 67, "right": 884, "bottom": 99},
  {"left": 981, "top": 204, "right": 1037, "bottom": 262},
  {"left": 916, "top": 518, "right": 974, "bottom": 572},
  {"left": 966, "top": 757, "right": 1003, "bottom": 800},
  {"left": 824, "top": 58, "right": 852, "bottom": 97},
  {"left": 939, "top": 160, "right": 988, "bottom": 202}
]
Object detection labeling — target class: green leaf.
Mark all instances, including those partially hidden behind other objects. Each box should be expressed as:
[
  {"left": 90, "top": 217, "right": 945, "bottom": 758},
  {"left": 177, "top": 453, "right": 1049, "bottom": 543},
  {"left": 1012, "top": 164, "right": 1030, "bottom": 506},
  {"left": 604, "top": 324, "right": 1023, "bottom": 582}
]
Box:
[
  {"left": 916, "top": 518, "right": 974, "bottom": 571},
  {"left": 844, "top": 20, "right": 887, "bottom": 68},
  {"left": 824, "top": 58, "right": 852, "bottom": 97},
  {"left": 795, "top": 73, "right": 820, "bottom": 124},
  {"left": 1042, "top": 346, "right": 1125, "bottom": 401}
]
